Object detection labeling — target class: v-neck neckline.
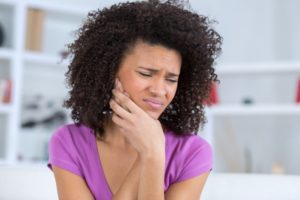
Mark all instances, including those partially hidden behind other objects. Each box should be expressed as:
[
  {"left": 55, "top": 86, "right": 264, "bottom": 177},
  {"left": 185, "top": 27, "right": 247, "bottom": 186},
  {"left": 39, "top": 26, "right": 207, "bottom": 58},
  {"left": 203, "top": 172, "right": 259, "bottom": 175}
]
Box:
[{"left": 92, "top": 130, "right": 170, "bottom": 198}]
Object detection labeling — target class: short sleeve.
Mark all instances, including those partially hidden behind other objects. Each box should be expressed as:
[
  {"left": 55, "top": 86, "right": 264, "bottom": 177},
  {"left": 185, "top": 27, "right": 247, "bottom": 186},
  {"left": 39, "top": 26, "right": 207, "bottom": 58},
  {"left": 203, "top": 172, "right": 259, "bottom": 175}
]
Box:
[
  {"left": 47, "top": 126, "right": 83, "bottom": 177},
  {"left": 176, "top": 138, "right": 213, "bottom": 182}
]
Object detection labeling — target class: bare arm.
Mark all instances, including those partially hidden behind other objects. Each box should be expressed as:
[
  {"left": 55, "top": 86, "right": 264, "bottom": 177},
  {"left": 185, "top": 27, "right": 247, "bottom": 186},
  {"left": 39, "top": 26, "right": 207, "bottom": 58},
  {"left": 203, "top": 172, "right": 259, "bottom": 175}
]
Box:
[
  {"left": 137, "top": 153, "right": 165, "bottom": 200},
  {"left": 52, "top": 166, "right": 95, "bottom": 200},
  {"left": 164, "top": 172, "right": 210, "bottom": 200}
]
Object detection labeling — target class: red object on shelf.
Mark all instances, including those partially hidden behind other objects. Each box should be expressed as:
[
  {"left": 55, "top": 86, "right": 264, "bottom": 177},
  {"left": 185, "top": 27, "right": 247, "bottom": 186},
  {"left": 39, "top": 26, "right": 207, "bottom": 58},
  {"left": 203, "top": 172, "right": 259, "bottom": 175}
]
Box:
[
  {"left": 203, "top": 82, "right": 218, "bottom": 105},
  {"left": 210, "top": 82, "right": 218, "bottom": 104},
  {"left": 296, "top": 78, "right": 300, "bottom": 103},
  {"left": 2, "top": 80, "right": 12, "bottom": 103}
]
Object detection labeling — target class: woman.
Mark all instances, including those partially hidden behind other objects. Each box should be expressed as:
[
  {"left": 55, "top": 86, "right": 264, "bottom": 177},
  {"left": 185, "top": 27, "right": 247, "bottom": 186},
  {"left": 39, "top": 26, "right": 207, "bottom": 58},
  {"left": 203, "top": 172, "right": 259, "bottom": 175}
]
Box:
[{"left": 48, "top": 0, "right": 222, "bottom": 199}]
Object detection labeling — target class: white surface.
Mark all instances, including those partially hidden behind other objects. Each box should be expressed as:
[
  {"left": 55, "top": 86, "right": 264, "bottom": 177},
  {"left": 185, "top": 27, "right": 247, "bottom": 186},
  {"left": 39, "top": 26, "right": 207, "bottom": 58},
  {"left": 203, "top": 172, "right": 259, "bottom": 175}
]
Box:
[
  {"left": 0, "top": 166, "right": 57, "bottom": 200},
  {"left": 202, "top": 173, "right": 300, "bottom": 200},
  {"left": 0, "top": 166, "right": 300, "bottom": 200}
]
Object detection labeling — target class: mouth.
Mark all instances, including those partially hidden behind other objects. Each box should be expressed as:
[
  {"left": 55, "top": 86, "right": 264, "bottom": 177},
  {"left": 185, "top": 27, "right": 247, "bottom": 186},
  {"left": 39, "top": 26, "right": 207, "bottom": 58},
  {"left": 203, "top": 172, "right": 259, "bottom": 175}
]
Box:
[{"left": 143, "top": 99, "right": 164, "bottom": 110}]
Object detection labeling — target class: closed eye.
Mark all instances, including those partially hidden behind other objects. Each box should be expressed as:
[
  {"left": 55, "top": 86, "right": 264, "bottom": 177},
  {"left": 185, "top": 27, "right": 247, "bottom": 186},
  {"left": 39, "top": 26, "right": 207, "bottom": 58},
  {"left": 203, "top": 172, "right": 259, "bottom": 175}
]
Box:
[
  {"left": 167, "top": 79, "right": 178, "bottom": 83},
  {"left": 138, "top": 72, "right": 152, "bottom": 77},
  {"left": 138, "top": 71, "right": 178, "bottom": 83}
]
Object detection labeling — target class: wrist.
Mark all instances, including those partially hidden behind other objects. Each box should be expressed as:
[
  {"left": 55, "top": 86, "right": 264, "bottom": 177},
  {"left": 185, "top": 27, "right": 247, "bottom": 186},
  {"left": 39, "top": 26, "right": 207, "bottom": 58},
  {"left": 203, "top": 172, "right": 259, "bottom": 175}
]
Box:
[{"left": 139, "top": 149, "right": 165, "bottom": 164}]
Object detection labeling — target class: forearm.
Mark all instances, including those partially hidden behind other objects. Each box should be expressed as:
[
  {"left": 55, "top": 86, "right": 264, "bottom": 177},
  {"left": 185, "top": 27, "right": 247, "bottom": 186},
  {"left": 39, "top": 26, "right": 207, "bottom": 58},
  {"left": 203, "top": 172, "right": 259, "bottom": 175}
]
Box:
[
  {"left": 112, "top": 157, "right": 141, "bottom": 200},
  {"left": 137, "top": 152, "right": 165, "bottom": 200}
]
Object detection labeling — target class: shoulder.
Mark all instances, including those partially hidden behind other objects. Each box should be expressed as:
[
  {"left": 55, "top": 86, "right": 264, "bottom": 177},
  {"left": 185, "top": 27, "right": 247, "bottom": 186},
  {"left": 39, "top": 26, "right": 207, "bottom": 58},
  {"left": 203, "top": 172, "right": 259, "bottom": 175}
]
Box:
[
  {"left": 165, "top": 130, "right": 212, "bottom": 157},
  {"left": 48, "top": 123, "right": 95, "bottom": 177},
  {"left": 50, "top": 123, "right": 93, "bottom": 144},
  {"left": 48, "top": 123, "right": 95, "bottom": 164},
  {"left": 164, "top": 130, "right": 213, "bottom": 185}
]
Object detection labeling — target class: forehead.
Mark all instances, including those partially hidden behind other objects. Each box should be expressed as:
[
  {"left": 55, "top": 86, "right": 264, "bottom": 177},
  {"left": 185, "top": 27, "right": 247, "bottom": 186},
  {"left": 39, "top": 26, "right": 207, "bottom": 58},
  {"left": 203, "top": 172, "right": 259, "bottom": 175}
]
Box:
[{"left": 122, "top": 40, "right": 182, "bottom": 73}]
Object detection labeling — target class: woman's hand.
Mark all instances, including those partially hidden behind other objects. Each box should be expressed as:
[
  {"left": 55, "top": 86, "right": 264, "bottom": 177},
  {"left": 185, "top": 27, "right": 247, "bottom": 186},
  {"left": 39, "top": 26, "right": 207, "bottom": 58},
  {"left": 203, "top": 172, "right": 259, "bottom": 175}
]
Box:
[{"left": 109, "top": 78, "right": 165, "bottom": 160}]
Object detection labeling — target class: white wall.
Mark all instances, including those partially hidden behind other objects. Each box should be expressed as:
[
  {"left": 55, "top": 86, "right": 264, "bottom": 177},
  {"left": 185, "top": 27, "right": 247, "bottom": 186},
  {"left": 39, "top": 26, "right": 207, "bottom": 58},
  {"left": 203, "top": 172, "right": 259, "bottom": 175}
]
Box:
[
  {"left": 190, "top": 0, "right": 300, "bottom": 63},
  {"left": 274, "top": 0, "right": 300, "bottom": 60}
]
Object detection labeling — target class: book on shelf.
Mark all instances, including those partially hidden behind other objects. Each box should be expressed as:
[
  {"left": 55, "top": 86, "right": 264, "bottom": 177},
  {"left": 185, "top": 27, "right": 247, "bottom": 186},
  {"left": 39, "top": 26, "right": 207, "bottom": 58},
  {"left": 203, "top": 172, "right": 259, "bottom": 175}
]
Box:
[
  {"left": 25, "top": 8, "right": 45, "bottom": 52},
  {"left": 0, "top": 79, "right": 12, "bottom": 103}
]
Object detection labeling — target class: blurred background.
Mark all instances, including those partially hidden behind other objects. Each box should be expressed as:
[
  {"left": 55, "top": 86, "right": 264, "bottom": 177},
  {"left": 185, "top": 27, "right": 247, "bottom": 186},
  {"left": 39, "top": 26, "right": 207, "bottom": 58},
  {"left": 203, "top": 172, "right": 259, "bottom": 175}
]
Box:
[{"left": 0, "top": 0, "right": 299, "bottom": 199}]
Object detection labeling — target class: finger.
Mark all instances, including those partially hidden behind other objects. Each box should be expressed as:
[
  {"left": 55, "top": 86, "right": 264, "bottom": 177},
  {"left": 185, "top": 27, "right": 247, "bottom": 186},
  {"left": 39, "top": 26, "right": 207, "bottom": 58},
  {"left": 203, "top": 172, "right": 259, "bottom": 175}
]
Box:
[
  {"left": 112, "top": 89, "right": 143, "bottom": 114},
  {"left": 109, "top": 98, "right": 132, "bottom": 120},
  {"left": 112, "top": 89, "right": 130, "bottom": 112},
  {"left": 112, "top": 90, "right": 122, "bottom": 105},
  {"left": 111, "top": 112, "right": 128, "bottom": 130}
]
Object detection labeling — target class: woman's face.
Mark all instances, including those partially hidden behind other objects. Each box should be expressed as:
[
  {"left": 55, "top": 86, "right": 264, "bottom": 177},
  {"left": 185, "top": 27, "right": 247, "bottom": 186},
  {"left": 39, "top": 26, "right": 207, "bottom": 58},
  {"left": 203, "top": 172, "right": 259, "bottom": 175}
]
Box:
[{"left": 116, "top": 40, "right": 182, "bottom": 119}]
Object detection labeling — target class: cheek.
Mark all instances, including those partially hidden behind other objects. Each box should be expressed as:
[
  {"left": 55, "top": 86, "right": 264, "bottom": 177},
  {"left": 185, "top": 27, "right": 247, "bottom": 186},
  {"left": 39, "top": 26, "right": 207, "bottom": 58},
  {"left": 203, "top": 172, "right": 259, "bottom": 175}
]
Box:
[{"left": 120, "top": 75, "right": 146, "bottom": 98}]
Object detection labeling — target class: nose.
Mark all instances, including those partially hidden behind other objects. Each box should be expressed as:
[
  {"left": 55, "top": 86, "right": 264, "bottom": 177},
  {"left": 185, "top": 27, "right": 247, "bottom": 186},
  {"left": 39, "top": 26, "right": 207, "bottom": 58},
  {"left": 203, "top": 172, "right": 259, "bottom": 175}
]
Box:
[{"left": 149, "top": 78, "right": 167, "bottom": 97}]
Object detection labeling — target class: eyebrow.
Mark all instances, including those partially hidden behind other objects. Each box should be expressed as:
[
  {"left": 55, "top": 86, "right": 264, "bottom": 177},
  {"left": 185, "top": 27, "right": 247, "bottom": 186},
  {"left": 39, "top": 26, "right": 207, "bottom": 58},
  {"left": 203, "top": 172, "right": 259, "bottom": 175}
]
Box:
[{"left": 137, "top": 66, "right": 179, "bottom": 77}]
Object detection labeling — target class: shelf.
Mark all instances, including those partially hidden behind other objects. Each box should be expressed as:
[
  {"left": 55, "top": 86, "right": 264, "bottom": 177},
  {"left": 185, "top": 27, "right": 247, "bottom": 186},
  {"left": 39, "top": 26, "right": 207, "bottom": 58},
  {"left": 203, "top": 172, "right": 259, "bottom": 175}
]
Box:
[
  {"left": 0, "top": 48, "right": 14, "bottom": 60},
  {"left": 0, "top": 160, "right": 47, "bottom": 168},
  {"left": 0, "top": 104, "right": 12, "bottom": 114},
  {"left": 216, "top": 61, "right": 300, "bottom": 75},
  {"left": 0, "top": 0, "right": 17, "bottom": 6},
  {"left": 13, "top": 161, "right": 48, "bottom": 168},
  {"left": 23, "top": 51, "right": 69, "bottom": 67},
  {"left": 209, "top": 104, "right": 300, "bottom": 115},
  {"left": 25, "top": 0, "right": 93, "bottom": 17}
]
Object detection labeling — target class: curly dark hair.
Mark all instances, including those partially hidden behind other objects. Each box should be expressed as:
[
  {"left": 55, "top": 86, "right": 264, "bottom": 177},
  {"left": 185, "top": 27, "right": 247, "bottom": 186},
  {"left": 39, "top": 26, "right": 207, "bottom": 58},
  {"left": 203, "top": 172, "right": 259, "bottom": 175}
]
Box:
[{"left": 64, "top": 0, "right": 222, "bottom": 138}]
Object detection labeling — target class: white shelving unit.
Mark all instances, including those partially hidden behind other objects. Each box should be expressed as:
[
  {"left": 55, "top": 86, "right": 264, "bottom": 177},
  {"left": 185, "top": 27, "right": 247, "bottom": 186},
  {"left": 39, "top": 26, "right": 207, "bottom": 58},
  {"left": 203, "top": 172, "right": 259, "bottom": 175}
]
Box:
[
  {"left": 23, "top": 51, "right": 69, "bottom": 67},
  {"left": 203, "top": 62, "right": 300, "bottom": 175},
  {"left": 0, "top": 0, "right": 98, "bottom": 165}
]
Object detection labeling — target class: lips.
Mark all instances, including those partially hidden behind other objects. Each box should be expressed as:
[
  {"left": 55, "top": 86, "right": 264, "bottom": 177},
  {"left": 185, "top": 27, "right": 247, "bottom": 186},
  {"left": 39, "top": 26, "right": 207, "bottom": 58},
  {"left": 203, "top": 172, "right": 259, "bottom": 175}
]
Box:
[{"left": 143, "top": 99, "right": 164, "bottom": 109}]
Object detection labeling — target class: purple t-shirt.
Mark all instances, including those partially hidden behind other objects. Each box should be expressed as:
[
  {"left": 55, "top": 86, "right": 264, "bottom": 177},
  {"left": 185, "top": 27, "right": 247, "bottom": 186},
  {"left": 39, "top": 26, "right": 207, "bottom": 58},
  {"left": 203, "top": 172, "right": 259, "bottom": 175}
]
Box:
[{"left": 48, "top": 123, "right": 212, "bottom": 200}]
